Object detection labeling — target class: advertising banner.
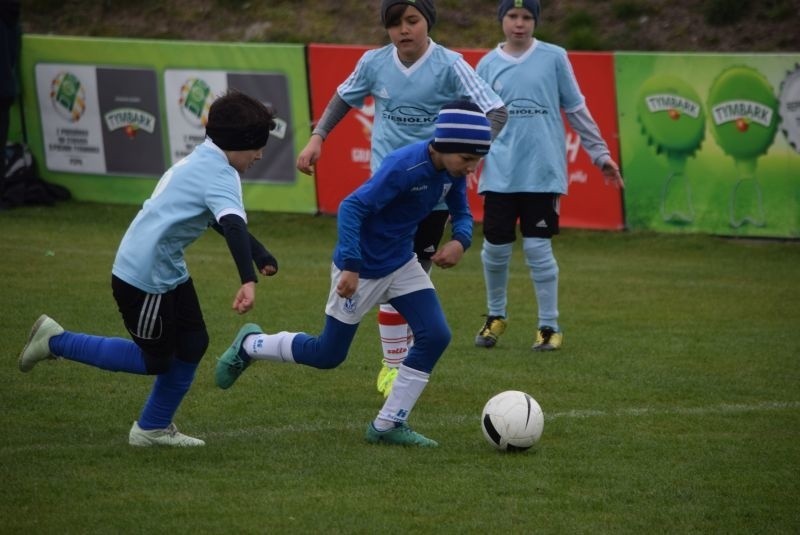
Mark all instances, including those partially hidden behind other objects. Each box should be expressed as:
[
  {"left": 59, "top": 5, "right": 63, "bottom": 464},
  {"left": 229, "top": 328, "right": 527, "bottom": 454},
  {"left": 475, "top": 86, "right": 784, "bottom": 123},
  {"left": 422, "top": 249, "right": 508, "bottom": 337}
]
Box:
[
  {"left": 36, "top": 64, "right": 165, "bottom": 176},
  {"left": 21, "top": 35, "right": 316, "bottom": 213},
  {"left": 307, "top": 43, "right": 624, "bottom": 229},
  {"left": 616, "top": 53, "right": 800, "bottom": 237}
]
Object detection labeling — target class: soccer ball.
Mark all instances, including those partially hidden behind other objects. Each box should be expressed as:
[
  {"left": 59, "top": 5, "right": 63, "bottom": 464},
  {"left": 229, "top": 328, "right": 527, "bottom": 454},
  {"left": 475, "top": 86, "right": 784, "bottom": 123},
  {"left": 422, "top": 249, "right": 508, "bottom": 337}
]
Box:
[{"left": 481, "top": 390, "right": 544, "bottom": 451}]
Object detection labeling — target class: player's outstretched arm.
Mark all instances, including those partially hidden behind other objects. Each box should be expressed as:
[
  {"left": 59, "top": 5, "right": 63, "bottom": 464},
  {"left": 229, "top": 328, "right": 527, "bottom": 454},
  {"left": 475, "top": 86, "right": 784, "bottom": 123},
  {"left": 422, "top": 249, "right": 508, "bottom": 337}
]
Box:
[{"left": 232, "top": 281, "right": 256, "bottom": 314}]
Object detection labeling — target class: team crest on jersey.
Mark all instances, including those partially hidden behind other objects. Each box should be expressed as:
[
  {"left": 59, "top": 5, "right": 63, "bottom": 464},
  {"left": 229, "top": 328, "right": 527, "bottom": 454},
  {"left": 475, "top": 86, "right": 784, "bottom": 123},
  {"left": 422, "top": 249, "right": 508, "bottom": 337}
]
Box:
[{"left": 342, "top": 297, "right": 357, "bottom": 315}]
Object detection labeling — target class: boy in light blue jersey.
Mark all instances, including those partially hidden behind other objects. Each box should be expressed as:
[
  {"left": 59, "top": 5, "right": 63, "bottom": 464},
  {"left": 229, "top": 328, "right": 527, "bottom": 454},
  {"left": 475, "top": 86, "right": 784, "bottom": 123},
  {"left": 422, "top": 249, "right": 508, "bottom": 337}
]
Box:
[
  {"left": 474, "top": 0, "right": 624, "bottom": 351},
  {"left": 18, "top": 90, "right": 279, "bottom": 447},
  {"left": 217, "top": 101, "right": 492, "bottom": 447},
  {"left": 297, "top": 0, "right": 507, "bottom": 398}
]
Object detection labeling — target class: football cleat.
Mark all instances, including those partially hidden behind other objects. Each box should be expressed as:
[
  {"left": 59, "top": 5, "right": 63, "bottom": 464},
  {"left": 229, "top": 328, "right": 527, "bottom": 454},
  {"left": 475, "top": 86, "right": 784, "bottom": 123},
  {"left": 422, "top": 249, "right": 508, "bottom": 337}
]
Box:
[
  {"left": 19, "top": 314, "right": 64, "bottom": 372},
  {"left": 365, "top": 422, "right": 438, "bottom": 448},
  {"left": 532, "top": 326, "right": 563, "bottom": 351},
  {"left": 215, "top": 323, "right": 263, "bottom": 389},
  {"left": 376, "top": 365, "right": 399, "bottom": 398},
  {"left": 474, "top": 315, "right": 507, "bottom": 348},
  {"left": 128, "top": 421, "right": 205, "bottom": 447}
]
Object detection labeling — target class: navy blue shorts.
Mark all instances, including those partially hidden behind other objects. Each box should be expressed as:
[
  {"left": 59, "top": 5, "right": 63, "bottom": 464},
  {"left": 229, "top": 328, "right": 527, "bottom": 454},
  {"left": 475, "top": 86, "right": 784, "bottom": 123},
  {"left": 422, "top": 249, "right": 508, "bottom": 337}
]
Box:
[
  {"left": 414, "top": 209, "right": 450, "bottom": 260},
  {"left": 111, "top": 275, "right": 206, "bottom": 360}
]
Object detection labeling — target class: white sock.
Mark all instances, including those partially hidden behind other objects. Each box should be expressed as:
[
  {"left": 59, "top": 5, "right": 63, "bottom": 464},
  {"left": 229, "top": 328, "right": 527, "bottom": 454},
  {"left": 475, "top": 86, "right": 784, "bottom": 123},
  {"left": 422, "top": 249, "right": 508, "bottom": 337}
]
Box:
[
  {"left": 378, "top": 304, "right": 408, "bottom": 368},
  {"left": 373, "top": 364, "right": 430, "bottom": 430},
  {"left": 242, "top": 332, "right": 297, "bottom": 363}
]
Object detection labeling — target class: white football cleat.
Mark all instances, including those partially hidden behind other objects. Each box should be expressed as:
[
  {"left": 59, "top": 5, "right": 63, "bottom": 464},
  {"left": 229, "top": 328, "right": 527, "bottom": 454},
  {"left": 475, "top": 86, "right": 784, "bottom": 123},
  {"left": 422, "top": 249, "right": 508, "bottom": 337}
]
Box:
[
  {"left": 128, "top": 421, "right": 205, "bottom": 447},
  {"left": 19, "top": 314, "right": 64, "bottom": 372}
]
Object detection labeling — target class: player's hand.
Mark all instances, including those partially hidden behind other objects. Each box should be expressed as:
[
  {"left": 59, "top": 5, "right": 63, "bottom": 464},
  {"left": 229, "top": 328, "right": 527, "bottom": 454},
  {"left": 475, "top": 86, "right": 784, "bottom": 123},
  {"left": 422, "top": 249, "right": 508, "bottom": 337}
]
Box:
[
  {"left": 432, "top": 240, "right": 465, "bottom": 269},
  {"left": 602, "top": 159, "right": 624, "bottom": 188},
  {"left": 296, "top": 135, "right": 323, "bottom": 175},
  {"left": 255, "top": 251, "right": 278, "bottom": 276},
  {"left": 232, "top": 281, "right": 256, "bottom": 314},
  {"left": 336, "top": 270, "right": 359, "bottom": 298}
]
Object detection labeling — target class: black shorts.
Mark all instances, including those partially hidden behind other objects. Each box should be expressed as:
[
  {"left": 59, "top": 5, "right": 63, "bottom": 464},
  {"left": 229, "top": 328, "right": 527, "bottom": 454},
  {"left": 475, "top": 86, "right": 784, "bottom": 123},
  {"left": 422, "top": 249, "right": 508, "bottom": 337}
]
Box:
[
  {"left": 414, "top": 209, "right": 450, "bottom": 260},
  {"left": 111, "top": 275, "right": 206, "bottom": 360},
  {"left": 482, "top": 192, "right": 560, "bottom": 244}
]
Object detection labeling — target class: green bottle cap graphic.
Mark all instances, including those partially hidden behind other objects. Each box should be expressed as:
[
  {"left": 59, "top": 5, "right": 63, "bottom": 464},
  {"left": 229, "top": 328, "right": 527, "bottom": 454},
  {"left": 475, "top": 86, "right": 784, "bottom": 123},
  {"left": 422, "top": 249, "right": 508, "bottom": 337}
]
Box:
[
  {"left": 779, "top": 63, "right": 800, "bottom": 153},
  {"left": 707, "top": 65, "right": 779, "bottom": 167},
  {"left": 707, "top": 66, "right": 778, "bottom": 228},
  {"left": 637, "top": 75, "right": 706, "bottom": 223},
  {"left": 637, "top": 74, "right": 706, "bottom": 170}
]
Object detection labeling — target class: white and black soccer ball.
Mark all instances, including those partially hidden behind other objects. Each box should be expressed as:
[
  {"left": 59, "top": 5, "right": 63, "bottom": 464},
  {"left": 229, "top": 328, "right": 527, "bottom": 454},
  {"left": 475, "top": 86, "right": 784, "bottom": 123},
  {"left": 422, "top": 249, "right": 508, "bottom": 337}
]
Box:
[{"left": 481, "top": 390, "right": 544, "bottom": 452}]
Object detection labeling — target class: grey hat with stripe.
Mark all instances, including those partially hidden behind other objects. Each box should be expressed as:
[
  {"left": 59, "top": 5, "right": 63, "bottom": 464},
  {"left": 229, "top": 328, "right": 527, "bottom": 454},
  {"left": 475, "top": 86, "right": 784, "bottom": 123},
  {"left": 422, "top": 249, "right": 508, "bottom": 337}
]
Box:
[{"left": 431, "top": 100, "right": 492, "bottom": 155}]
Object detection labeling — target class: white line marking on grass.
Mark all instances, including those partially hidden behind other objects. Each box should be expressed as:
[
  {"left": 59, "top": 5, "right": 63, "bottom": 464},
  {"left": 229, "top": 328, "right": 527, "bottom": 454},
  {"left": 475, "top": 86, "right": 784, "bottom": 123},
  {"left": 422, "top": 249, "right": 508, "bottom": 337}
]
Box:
[
  {"left": 206, "top": 401, "right": 800, "bottom": 439},
  {"left": 546, "top": 401, "right": 800, "bottom": 420},
  {"left": 5, "top": 401, "right": 798, "bottom": 451}
]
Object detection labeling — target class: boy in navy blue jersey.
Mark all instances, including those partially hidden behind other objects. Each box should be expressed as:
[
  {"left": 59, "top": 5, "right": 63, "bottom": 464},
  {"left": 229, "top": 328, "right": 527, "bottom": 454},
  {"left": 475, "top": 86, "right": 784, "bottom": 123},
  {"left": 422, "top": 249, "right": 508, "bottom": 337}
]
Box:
[
  {"left": 217, "top": 101, "right": 491, "bottom": 447},
  {"left": 18, "top": 89, "right": 278, "bottom": 447}
]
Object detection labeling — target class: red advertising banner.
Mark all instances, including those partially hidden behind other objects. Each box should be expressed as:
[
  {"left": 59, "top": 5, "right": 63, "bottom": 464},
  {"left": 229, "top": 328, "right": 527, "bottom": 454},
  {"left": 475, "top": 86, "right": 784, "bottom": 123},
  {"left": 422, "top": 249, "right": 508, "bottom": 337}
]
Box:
[{"left": 307, "top": 44, "right": 624, "bottom": 229}]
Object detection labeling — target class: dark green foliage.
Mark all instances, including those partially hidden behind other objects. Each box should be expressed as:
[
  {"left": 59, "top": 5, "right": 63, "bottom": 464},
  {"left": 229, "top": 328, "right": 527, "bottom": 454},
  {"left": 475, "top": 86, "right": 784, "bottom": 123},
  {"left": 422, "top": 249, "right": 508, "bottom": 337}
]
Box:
[{"left": 703, "top": 0, "right": 752, "bottom": 25}]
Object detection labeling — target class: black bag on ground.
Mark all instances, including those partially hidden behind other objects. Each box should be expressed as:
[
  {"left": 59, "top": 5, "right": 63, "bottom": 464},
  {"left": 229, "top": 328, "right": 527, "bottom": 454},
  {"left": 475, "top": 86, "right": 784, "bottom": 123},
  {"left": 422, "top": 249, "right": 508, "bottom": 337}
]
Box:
[{"left": 1, "top": 142, "right": 71, "bottom": 208}]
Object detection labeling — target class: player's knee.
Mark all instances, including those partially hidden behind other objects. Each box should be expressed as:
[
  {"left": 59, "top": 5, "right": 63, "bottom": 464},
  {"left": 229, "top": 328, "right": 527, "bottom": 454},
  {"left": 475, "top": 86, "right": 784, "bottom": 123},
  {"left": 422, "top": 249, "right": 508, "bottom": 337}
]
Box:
[
  {"left": 421, "top": 323, "right": 451, "bottom": 355},
  {"left": 142, "top": 353, "right": 171, "bottom": 375},
  {"left": 481, "top": 240, "right": 513, "bottom": 267},
  {"left": 523, "top": 237, "right": 555, "bottom": 266},
  {"left": 176, "top": 330, "right": 209, "bottom": 364}
]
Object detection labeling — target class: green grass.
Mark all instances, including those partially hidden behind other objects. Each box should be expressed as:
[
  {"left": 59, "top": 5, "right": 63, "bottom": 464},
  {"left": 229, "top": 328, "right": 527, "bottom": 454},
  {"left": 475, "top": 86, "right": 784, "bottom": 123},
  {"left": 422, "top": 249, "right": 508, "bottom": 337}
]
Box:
[{"left": 1, "top": 201, "right": 799, "bottom": 533}]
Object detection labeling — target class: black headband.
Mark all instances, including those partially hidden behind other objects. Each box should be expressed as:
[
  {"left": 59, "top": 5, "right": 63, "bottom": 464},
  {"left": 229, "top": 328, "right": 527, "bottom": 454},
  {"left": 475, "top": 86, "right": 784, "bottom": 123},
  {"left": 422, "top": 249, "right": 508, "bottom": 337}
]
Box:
[{"left": 205, "top": 124, "right": 270, "bottom": 151}]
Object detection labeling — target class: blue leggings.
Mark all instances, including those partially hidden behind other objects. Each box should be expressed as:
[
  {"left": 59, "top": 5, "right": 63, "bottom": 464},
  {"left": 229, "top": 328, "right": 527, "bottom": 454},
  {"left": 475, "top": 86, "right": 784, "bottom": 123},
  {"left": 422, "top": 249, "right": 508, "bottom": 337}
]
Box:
[{"left": 292, "top": 288, "right": 450, "bottom": 374}]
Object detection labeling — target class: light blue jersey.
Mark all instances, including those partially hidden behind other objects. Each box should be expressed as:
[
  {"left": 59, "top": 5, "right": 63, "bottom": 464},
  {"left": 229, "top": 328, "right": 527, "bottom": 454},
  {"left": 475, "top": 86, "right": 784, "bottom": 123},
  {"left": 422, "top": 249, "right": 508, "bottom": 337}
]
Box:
[
  {"left": 112, "top": 139, "right": 246, "bottom": 293},
  {"left": 477, "top": 40, "right": 585, "bottom": 194},
  {"left": 338, "top": 39, "right": 504, "bottom": 173}
]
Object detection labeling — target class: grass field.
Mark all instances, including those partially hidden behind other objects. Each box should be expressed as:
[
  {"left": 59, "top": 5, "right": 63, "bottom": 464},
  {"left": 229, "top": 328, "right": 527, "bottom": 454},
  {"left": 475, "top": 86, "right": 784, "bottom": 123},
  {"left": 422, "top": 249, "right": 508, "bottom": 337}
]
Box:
[{"left": 1, "top": 201, "right": 799, "bottom": 533}]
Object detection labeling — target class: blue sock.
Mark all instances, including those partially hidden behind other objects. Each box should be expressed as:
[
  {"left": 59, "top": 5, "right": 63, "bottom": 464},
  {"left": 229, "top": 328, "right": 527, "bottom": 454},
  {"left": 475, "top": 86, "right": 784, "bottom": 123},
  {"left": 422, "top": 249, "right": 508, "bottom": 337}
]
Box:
[
  {"left": 291, "top": 316, "right": 358, "bottom": 369},
  {"left": 138, "top": 358, "right": 198, "bottom": 430},
  {"left": 523, "top": 237, "right": 560, "bottom": 331},
  {"left": 481, "top": 240, "right": 513, "bottom": 318},
  {"left": 49, "top": 331, "right": 147, "bottom": 374}
]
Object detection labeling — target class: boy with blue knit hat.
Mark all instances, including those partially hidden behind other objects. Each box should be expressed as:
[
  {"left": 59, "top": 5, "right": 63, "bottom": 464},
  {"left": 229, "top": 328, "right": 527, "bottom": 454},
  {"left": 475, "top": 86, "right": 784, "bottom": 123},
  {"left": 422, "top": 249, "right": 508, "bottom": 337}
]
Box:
[
  {"left": 218, "top": 101, "right": 492, "bottom": 447},
  {"left": 474, "top": 0, "right": 623, "bottom": 351}
]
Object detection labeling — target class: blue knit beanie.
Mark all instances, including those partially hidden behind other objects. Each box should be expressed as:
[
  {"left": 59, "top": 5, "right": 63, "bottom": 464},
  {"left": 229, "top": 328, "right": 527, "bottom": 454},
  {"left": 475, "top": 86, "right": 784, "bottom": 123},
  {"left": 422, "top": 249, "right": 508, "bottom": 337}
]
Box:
[
  {"left": 432, "top": 101, "right": 492, "bottom": 155},
  {"left": 381, "top": 0, "right": 437, "bottom": 30},
  {"left": 497, "top": 0, "right": 540, "bottom": 24}
]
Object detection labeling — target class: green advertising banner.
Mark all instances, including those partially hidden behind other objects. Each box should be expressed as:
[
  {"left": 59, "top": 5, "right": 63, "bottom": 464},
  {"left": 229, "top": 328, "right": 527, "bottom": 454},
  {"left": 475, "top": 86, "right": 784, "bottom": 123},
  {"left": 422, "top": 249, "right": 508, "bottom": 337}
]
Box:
[
  {"left": 616, "top": 53, "right": 800, "bottom": 238},
  {"left": 19, "top": 35, "right": 315, "bottom": 213}
]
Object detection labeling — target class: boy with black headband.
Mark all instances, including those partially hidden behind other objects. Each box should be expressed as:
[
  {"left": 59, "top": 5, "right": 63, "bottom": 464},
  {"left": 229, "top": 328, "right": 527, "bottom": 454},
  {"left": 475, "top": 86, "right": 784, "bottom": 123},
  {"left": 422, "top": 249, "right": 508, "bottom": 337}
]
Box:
[
  {"left": 18, "top": 89, "right": 279, "bottom": 447},
  {"left": 297, "top": 0, "right": 507, "bottom": 399},
  {"left": 217, "top": 101, "right": 492, "bottom": 447}
]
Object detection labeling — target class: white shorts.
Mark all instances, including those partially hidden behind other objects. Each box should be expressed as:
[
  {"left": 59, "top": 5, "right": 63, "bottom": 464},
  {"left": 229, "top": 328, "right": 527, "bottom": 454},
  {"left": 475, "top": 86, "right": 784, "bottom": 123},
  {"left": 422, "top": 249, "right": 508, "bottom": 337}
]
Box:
[{"left": 325, "top": 257, "right": 434, "bottom": 325}]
